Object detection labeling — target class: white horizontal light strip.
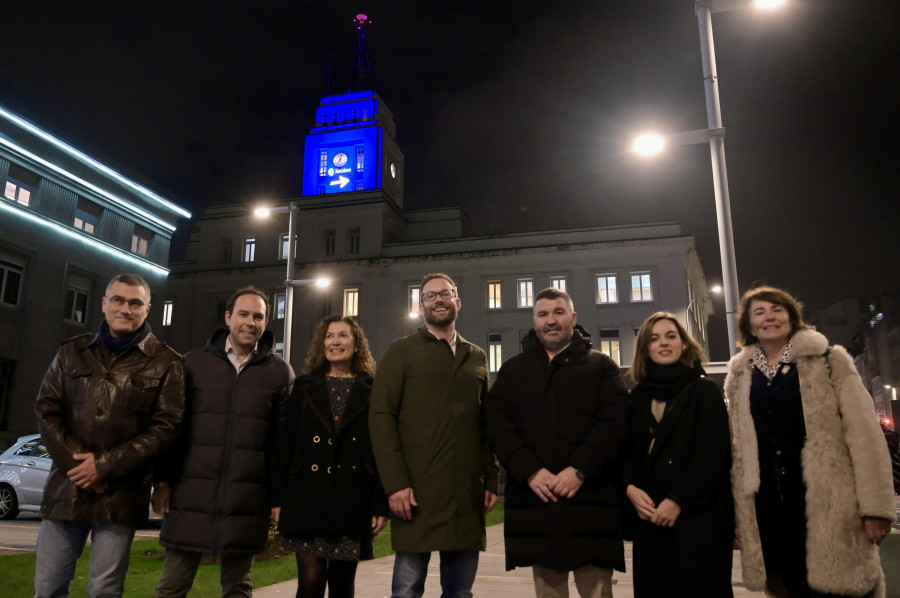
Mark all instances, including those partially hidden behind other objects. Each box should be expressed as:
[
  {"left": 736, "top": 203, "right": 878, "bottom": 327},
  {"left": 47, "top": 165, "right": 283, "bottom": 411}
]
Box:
[
  {"left": 0, "top": 137, "right": 175, "bottom": 232},
  {"left": 0, "top": 199, "right": 169, "bottom": 276},
  {"left": 0, "top": 106, "right": 191, "bottom": 219}
]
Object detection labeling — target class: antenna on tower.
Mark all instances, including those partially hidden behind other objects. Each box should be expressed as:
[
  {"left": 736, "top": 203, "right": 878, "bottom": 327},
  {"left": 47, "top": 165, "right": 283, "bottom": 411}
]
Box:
[{"left": 352, "top": 13, "right": 372, "bottom": 89}]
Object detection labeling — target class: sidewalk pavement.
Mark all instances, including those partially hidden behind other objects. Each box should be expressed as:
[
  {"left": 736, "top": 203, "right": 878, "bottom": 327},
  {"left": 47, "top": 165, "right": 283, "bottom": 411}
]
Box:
[{"left": 252, "top": 523, "right": 768, "bottom": 597}]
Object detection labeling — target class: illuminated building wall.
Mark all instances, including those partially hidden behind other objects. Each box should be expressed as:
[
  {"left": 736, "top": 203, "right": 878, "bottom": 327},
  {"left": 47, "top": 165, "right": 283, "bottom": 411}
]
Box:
[{"left": 0, "top": 104, "right": 190, "bottom": 447}]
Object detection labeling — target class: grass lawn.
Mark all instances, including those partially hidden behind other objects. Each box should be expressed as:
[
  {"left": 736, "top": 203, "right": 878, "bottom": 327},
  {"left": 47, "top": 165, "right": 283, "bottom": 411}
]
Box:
[{"left": 0, "top": 502, "right": 504, "bottom": 597}]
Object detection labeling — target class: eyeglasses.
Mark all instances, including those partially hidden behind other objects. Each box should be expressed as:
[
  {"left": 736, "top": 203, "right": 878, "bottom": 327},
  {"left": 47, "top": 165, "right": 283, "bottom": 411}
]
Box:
[
  {"left": 421, "top": 290, "right": 457, "bottom": 302},
  {"left": 106, "top": 296, "right": 147, "bottom": 310}
]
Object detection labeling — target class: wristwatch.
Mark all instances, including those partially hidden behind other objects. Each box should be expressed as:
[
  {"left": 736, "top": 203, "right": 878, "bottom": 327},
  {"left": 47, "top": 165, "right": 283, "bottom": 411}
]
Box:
[{"left": 574, "top": 468, "right": 586, "bottom": 481}]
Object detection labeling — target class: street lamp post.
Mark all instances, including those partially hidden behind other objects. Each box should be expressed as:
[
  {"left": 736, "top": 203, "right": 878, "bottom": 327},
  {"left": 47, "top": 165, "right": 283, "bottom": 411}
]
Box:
[
  {"left": 634, "top": 1, "right": 784, "bottom": 355},
  {"left": 696, "top": 0, "right": 741, "bottom": 356},
  {"left": 253, "top": 201, "right": 329, "bottom": 366}
]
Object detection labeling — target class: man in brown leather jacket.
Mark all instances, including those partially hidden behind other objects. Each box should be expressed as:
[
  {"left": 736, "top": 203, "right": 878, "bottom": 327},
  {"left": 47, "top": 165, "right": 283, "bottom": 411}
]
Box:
[{"left": 34, "top": 273, "right": 186, "bottom": 598}]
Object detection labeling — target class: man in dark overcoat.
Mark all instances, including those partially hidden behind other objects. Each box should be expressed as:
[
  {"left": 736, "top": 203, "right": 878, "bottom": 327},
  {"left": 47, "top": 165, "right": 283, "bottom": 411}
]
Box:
[
  {"left": 370, "top": 272, "right": 499, "bottom": 598},
  {"left": 485, "top": 287, "right": 629, "bottom": 598},
  {"left": 153, "top": 286, "right": 294, "bottom": 598}
]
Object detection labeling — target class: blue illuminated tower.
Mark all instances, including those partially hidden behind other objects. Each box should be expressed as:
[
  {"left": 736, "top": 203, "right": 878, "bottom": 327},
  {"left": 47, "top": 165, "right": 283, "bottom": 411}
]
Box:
[
  {"left": 300, "top": 90, "right": 404, "bottom": 207},
  {"left": 300, "top": 14, "right": 404, "bottom": 206}
]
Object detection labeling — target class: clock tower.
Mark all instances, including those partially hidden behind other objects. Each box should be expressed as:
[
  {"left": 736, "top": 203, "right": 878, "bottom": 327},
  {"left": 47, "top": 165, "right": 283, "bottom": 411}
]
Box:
[{"left": 301, "top": 90, "right": 405, "bottom": 208}]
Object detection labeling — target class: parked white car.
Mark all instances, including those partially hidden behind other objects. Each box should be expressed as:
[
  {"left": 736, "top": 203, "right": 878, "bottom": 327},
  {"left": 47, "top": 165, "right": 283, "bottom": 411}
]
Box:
[{"left": 0, "top": 434, "right": 163, "bottom": 523}]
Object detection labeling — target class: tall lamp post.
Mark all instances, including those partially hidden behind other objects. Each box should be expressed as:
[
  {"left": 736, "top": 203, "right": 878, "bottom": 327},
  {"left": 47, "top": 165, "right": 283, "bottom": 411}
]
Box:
[
  {"left": 634, "top": 0, "right": 784, "bottom": 356},
  {"left": 254, "top": 202, "right": 329, "bottom": 365}
]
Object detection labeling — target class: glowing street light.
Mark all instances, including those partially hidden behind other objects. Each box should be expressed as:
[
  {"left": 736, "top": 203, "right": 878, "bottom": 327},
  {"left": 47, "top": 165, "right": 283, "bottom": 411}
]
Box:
[
  {"left": 254, "top": 201, "right": 330, "bottom": 365},
  {"left": 633, "top": 0, "right": 785, "bottom": 355}
]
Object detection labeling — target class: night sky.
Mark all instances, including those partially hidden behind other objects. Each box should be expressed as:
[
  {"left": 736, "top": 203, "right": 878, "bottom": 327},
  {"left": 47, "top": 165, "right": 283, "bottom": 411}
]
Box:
[{"left": 1, "top": 1, "right": 897, "bottom": 359}]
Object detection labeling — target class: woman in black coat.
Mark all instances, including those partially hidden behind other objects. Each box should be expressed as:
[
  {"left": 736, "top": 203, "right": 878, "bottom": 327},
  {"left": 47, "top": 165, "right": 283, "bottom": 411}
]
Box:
[
  {"left": 624, "top": 312, "right": 734, "bottom": 598},
  {"left": 272, "top": 316, "right": 388, "bottom": 598}
]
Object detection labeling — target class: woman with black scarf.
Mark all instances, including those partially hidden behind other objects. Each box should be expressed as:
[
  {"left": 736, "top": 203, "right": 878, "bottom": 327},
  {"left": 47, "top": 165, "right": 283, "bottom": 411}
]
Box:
[{"left": 624, "top": 312, "right": 734, "bottom": 598}]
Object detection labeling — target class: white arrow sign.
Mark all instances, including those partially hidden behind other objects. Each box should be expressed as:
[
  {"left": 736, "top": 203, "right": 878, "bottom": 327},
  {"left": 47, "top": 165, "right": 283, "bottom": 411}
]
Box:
[{"left": 329, "top": 176, "right": 350, "bottom": 189}]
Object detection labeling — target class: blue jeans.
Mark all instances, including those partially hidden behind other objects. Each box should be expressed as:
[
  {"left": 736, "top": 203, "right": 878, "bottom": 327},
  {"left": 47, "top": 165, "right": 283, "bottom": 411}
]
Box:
[
  {"left": 34, "top": 518, "right": 136, "bottom": 598},
  {"left": 392, "top": 550, "right": 479, "bottom": 598}
]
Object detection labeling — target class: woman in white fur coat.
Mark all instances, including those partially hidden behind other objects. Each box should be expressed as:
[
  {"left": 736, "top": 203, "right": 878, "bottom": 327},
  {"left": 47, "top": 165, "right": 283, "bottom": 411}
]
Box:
[{"left": 726, "top": 286, "right": 895, "bottom": 598}]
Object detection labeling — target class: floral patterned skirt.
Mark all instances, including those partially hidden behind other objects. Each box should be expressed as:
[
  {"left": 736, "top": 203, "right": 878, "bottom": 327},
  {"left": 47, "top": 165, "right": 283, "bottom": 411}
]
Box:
[{"left": 282, "top": 534, "right": 374, "bottom": 561}]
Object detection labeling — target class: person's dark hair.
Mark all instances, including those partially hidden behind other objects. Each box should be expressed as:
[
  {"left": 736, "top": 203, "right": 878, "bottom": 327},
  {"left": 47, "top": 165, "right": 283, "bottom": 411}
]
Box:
[
  {"left": 419, "top": 273, "right": 457, "bottom": 302},
  {"left": 106, "top": 273, "right": 151, "bottom": 302},
  {"left": 303, "top": 315, "right": 375, "bottom": 376},
  {"left": 533, "top": 287, "right": 574, "bottom": 313},
  {"left": 225, "top": 286, "right": 270, "bottom": 321},
  {"left": 736, "top": 285, "right": 810, "bottom": 347},
  {"left": 630, "top": 312, "right": 707, "bottom": 383}
]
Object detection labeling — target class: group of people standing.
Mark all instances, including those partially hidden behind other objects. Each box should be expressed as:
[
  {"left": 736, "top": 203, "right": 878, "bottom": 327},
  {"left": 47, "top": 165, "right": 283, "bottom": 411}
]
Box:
[{"left": 31, "top": 271, "right": 895, "bottom": 598}]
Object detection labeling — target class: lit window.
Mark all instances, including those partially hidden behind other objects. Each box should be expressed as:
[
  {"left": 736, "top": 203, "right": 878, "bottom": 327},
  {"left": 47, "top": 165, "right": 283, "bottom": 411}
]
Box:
[
  {"left": 0, "top": 257, "right": 24, "bottom": 307},
  {"left": 131, "top": 234, "right": 149, "bottom": 257},
  {"left": 408, "top": 286, "right": 421, "bottom": 317},
  {"left": 599, "top": 329, "right": 621, "bottom": 365},
  {"left": 64, "top": 288, "right": 89, "bottom": 323},
  {"left": 162, "top": 301, "right": 174, "bottom": 326},
  {"left": 550, "top": 277, "right": 567, "bottom": 292},
  {"left": 517, "top": 279, "right": 534, "bottom": 308},
  {"left": 631, "top": 273, "right": 653, "bottom": 302},
  {"left": 486, "top": 281, "right": 502, "bottom": 309},
  {"left": 279, "top": 233, "right": 296, "bottom": 260},
  {"left": 4, "top": 179, "right": 33, "bottom": 206},
  {"left": 74, "top": 198, "right": 101, "bottom": 234},
  {"left": 274, "top": 292, "right": 286, "bottom": 320},
  {"left": 243, "top": 237, "right": 256, "bottom": 263},
  {"left": 4, "top": 164, "right": 38, "bottom": 207},
  {"left": 275, "top": 341, "right": 285, "bottom": 358},
  {"left": 596, "top": 275, "right": 618, "bottom": 304},
  {"left": 343, "top": 288, "right": 359, "bottom": 317},
  {"left": 324, "top": 231, "right": 336, "bottom": 256},
  {"left": 348, "top": 229, "right": 360, "bottom": 255},
  {"left": 356, "top": 145, "right": 364, "bottom": 173},
  {"left": 488, "top": 333, "right": 503, "bottom": 373},
  {"left": 319, "top": 150, "right": 328, "bottom": 176}
]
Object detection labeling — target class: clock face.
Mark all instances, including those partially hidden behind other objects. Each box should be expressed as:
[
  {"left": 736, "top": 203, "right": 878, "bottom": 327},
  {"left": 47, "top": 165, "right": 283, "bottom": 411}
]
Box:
[
  {"left": 390, "top": 163, "right": 397, "bottom": 178},
  {"left": 333, "top": 152, "right": 348, "bottom": 168}
]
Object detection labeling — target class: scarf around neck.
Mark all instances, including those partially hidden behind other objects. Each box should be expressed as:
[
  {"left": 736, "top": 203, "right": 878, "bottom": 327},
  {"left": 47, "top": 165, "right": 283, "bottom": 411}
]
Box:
[
  {"left": 634, "top": 359, "right": 703, "bottom": 403},
  {"left": 98, "top": 320, "right": 152, "bottom": 355}
]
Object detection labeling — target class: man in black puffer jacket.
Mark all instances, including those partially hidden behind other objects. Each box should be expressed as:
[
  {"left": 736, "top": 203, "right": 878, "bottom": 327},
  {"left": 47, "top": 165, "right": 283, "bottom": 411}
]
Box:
[
  {"left": 153, "top": 287, "right": 294, "bottom": 598},
  {"left": 485, "top": 287, "right": 629, "bottom": 598}
]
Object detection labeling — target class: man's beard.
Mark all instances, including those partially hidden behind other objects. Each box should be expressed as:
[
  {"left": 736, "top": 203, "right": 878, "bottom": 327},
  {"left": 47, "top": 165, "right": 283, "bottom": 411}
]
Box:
[{"left": 423, "top": 301, "right": 457, "bottom": 327}]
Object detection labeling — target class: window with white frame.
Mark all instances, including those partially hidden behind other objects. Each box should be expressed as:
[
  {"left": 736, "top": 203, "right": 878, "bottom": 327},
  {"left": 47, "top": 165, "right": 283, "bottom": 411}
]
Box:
[
  {"left": 279, "top": 233, "right": 296, "bottom": 260},
  {"left": 348, "top": 229, "right": 361, "bottom": 255},
  {"left": 408, "top": 286, "right": 421, "bottom": 317},
  {"left": 517, "top": 279, "right": 534, "bottom": 308},
  {"left": 324, "top": 230, "right": 336, "bottom": 256},
  {"left": 486, "top": 281, "right": 502, "bottom": 309},
  {"left": 319, "top": 150, "right": 328, "bottom": 176},
  {"left": 0, "top": 256, "right": 24, "bottom": 307},
  {"left": 243, "top": 237, "right": 256, "bottom": 263},
  {"left": 550, "top": 276, "right": 567, "bottom": 292},
  {"left": 162, "top": 301, "right": 174, "bottom": 326},
  {"left": 631, "top": 272, "right": 653, "bottom": 302},
  {"left": 356, "top": 145, "right": 365, "bottom": 173},
  {"left": 596, "top": 275, "right": 618, "bottom": 304},
  {"left": 63, "top": 274, "right": 92, "bottom": 323},
  {"left": 488, "top": 333, "right": 503, "bottom": 373},
  {"left": 599, "top": 329, "right": 621, "bottom": 365},
  {"left": 343, "top": 288, "right": 359, "bottom": 317},
  {"left": 274, "top": 292, "right": 286, "bottom": 320}
]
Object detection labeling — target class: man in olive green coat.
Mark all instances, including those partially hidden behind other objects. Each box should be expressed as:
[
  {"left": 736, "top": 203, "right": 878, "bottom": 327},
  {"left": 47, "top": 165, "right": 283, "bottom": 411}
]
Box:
[{"left": 370, "top": 272, "right": 499, "bottom": 598}]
